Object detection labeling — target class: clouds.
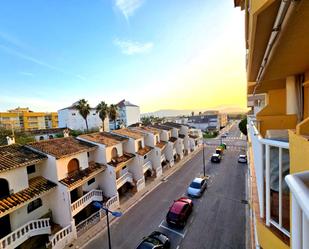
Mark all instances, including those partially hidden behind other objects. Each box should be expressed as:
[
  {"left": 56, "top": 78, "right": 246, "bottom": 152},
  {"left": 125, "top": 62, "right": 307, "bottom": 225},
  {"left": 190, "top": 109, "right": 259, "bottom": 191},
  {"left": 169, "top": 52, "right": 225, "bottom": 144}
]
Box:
[
  {"left": 114, "top": 38, "right": 153, "bottom": 55},
  {"left": 114, "top": 0, "right": 144, "bottom": 19}
]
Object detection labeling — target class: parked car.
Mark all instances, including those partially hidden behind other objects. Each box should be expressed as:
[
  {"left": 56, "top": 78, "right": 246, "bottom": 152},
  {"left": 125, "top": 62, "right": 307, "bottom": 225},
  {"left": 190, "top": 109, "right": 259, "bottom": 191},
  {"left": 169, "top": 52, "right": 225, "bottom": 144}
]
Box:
[
  {"left": 211, "top": 153, "right": 221, "bottom": 163},
  {"left": 215, "top": 148, "right": 223, "bottom": 156},
  {"left": 187, "top": 177, "right": 207, "bottom": 197},
  {"left": 220, "top": 143, "right": 227, "bottom": 150},
  {"left": 238, "top": 155, "right": 247, "bottom": 164},
  {"left": 166, "top": 197, "right": 193, "bottom": 227},
  {"left": 136, "top": 231, "right": 170, "bottom": 249}
]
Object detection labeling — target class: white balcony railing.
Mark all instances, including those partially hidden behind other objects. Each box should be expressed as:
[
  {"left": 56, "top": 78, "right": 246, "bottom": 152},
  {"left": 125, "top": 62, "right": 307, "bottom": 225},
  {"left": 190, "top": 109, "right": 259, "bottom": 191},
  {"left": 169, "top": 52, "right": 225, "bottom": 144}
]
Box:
[
  {"left": 48, "top": 220, "right": 76, "bottom": 249},
  {"left": 105, "top": 194, "right": 119, "bottom": 211},
  {"left": 0, "top": 219, "right": 50, "bottom": 249},
  {"left": 116, "top": 172, "right": 133, "bottom": 189},
  {"left": 161, "top": 154, "right": 166, "bottom": 162},
  {"left": 143, "top": 161, "right": 152, "bottom": 173},
  {"left": 136, "top": 177, "right": 145, "bottom": 192},
  {"left": 286, "top": 172, "right": 309, "bottom": 249},
  {"left": 71, "top": 189, "right": 103, "bottom": 216},
  {"left": 173, "top": 148, "right": 176, "bottom": 156},
  {"left": 248, "top": 118, "right": 290, "bottom": 237}
]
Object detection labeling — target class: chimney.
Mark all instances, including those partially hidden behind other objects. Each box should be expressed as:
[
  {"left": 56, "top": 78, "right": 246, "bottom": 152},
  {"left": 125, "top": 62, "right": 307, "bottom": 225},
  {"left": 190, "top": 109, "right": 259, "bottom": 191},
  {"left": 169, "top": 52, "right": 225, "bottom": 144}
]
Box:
[
  {"left": 6, "top": 136, "right": 15, "bottom": 145},
  {"left": 63, "top": 129, "right": 70, "bottom": 137}
]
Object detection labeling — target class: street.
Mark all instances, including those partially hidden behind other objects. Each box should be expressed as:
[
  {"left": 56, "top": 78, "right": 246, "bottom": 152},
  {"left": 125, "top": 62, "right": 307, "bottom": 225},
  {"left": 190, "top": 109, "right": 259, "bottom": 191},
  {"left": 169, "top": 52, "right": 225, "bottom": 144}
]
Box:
[{"left": 84, "top": 122, "right": 247, "bottom": 249}]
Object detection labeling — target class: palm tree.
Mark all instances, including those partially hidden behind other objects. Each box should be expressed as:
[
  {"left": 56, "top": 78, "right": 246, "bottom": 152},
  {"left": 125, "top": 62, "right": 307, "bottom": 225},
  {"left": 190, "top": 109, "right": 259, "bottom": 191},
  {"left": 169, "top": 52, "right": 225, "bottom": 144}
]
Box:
[
  {"left": 96, "top": 101, "right": 109, "bottom": 131},
  {"left": 109, "top": 104, "right": 118, "bottom": 130},
  {"left": 74, "top": 99, "right": 90, "bottom": 132}
]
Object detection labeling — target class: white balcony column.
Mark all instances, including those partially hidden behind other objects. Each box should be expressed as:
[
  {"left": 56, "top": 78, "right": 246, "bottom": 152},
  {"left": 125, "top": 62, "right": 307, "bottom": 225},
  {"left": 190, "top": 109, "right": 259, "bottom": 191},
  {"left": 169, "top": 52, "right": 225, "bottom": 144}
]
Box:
[
  {"left": 286, "top": 76, "right": 298, "bottom": 115},
  {"left": 291, "top": 194, "right": 302, "bottom": 249},
  {"left": 303, "top": 213, "right": 309, "bottom": 249},
  {"left": 265, "top": 144, "right": 271, "bottom": 226}
]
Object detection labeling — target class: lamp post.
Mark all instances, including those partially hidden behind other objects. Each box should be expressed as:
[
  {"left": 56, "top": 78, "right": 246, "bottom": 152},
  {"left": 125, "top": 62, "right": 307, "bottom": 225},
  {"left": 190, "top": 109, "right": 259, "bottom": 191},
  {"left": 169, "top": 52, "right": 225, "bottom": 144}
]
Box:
[
  {"left": 93, "top": 202, "right": 122, "bottom": 249},
  {"left": 202, "top": 139, "right": 206, "bottom": 177}
]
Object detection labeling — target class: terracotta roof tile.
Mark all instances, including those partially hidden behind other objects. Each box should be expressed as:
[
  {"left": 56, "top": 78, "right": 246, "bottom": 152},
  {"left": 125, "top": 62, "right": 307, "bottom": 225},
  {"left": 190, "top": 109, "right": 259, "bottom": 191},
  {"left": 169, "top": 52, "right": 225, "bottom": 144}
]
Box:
[
  {"left": 156, "top": 141, "right": 167, "bottom": 149},
  {"left": 113, "top": 128, "right": 143, "bottom": 140},
  {"left": 28, "top": 137, "right": 97, "bottom": 159},
  {"left": 164, "top": 122, "right": 182, "bottom": 128},
  {"left": 133, "top": 126, "right": 159, "bottom": 135},
  {"left": 150, "top": 124, "right": 172, "bottom": 131},
  {"left": 79, "top": 132, "right": 128, "bottom": 146},
  {"left": 59, "top": 162, "right": 106, "bottom": 189},
  {"left": 0, "top": 144, "right": 47, "bottom": 173},
  {"left": 189, "top": 134, "right": 199, "bottom": 139},
  {"left": 0, "top": 176, "right": 57, "bottom": 217},
  {"left": 137, "top": 146, "right": 152, "bottom": 156}
]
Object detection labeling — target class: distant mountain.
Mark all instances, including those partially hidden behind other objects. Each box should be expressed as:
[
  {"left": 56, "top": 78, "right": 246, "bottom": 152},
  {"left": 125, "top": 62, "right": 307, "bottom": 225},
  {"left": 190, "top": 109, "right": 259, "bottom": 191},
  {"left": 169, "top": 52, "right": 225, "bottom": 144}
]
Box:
[{"left": 141, "top": 106, "right": 249, "bottom": 118}]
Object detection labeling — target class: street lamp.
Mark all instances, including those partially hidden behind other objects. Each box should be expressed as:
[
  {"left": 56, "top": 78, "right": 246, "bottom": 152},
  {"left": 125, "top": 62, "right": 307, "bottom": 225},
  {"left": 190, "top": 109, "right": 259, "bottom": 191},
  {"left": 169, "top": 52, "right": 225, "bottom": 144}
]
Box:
[
  {"left": 93, "top": 201, "right": 122, "bottom": 249},
  {"left": 202, "top": 139, "right": 206, "bottom": 177}
]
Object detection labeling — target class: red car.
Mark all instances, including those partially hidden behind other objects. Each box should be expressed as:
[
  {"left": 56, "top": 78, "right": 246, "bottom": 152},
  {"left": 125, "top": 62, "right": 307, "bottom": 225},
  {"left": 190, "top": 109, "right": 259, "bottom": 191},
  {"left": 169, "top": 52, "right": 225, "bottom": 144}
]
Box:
[{"left": 166, "top": 197, "right": 193, "bottom": 228}]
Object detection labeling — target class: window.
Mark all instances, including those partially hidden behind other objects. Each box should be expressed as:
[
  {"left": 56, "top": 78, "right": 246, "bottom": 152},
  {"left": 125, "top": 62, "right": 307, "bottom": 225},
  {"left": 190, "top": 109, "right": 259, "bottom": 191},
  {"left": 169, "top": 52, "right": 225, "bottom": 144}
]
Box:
[
  {"left": 87, "top": 178, "right": 95, "bottom": 185},
  {"left": 122, "top": 166, "right": 127, "bottom": 170},
  {"left": 67, "top": 159, "right": 79, "bottom": 174},
  {"left": 39, "top": 136, "right": 44, "bottom": 140},
  {"left": 27, "top": 165, "right": 36, "bottom": 174},
  {"left": 27, "top": 198, "right": 42, "bottom": 213},
  {"left": 144, "top": 155, "right": 147, "bottom": 160},
  {"left": 87, "top": 152, "right": 90, "bottom": 157},
  {"left": 72, "top": 113, "right": 76, "bottom": 116}
]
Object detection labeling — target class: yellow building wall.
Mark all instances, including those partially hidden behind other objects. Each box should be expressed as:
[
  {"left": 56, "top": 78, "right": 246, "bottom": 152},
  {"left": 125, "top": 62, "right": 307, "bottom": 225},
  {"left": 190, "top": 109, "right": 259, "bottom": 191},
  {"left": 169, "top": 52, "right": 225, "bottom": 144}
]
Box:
[
  {"left": 257, "top": 88, "right": 286, "bottom": 116},
  {"left": 256, "top": 219, "right": 290, "bottom": 249},
  {"left": 289, "top": 130, "right": 309, "bottom": 174}
]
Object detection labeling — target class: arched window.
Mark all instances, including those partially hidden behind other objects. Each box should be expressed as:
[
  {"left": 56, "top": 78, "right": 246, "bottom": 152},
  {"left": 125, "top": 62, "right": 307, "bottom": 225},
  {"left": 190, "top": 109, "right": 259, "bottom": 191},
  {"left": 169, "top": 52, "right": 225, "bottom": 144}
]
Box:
[
  {"left": 27, "top": 198, "right": 42, "bottom": 213},
  {"left": 39, "top": 136, "right": 44, "bottom": 140},
  {"left": 49, "top": 135, "right": 54, "bottom": 139},
  {"left": 67, "top": 159, "right": 79, "bottom": 174},
  {"left": 111, "top": 147, "right": 118, "bottom": 159},
  {"left": 0, "top": 178, "right": 9, "bottom": 199}
]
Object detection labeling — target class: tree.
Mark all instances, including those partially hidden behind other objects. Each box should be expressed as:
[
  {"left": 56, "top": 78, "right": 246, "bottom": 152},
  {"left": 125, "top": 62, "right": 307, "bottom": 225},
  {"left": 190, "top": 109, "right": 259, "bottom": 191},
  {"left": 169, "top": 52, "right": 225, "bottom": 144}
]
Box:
[
  {"left": 96, "top": 101, "right": 109, "bottom": 131},
  {"left": 109, "top": 104, "right": 118, "bottom": 130},
  {"left": 74, "top": 99, "right": 91, "bottom": 132},
  {"left": 141, "top": 116, "right": 151, "bottom": 125},
  {"left": 239, "top": 117, "right": 248, "bottom": 136}
]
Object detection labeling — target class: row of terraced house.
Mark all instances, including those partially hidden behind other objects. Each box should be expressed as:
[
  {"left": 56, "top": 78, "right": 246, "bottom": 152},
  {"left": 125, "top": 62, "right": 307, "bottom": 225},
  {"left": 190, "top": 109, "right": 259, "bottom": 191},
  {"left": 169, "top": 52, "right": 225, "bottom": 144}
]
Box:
[{"left": 0, "top": 122, "right": 202, "bottom": 249}]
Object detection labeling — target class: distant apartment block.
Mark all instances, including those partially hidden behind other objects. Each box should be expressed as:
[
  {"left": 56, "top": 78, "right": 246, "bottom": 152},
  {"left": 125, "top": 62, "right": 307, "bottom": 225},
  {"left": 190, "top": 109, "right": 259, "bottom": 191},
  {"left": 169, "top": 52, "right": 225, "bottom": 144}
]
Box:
[
  {"left": 114, "top": 99, "right": 140, "bottom": 128},
  {"left": 187, "top": 111, "right": 228, "bottom": 131},
  {"left": 0, "top": 107, "right": 58, "bottom": 131},
  {"left": 58, "top": 102, "right": 109, "bottom": 131}
]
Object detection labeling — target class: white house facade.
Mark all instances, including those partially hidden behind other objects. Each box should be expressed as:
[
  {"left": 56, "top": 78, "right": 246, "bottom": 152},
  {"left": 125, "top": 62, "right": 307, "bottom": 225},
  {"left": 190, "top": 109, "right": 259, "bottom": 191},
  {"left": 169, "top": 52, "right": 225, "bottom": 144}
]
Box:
[
  {"left": 116, "top": 100, "right": 140, "bottom": 128},
  {"left": 58, "top": 103, "right": 109, "bottom": 131}
]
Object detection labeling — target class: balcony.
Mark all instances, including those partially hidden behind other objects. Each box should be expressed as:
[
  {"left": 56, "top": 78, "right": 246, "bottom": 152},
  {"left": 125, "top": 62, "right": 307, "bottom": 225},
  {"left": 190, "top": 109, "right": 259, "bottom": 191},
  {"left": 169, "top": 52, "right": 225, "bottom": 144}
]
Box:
[
  {"left": 161, "top": 154, "right": 166, "bottom": 163},
  {"left": 48, "top": 220, "right": 76, "bottom": 249},
  {"left": 0, "top": 219, "right": 50, "bottom": 249},
  {"left": 116, "top": 172, "right": 133, "bottom": 189},
  {"left": 248, "top": 118, "right": 290, "bottom": 239},
  {"left": 285, "top": 172, "right": 309, "bottom": 249},
  {"left": 142, "top": 161, "right": 152, "bottom": 173},
  {"left": 71, "top": 189, "right": 103, "bottom": 216}
]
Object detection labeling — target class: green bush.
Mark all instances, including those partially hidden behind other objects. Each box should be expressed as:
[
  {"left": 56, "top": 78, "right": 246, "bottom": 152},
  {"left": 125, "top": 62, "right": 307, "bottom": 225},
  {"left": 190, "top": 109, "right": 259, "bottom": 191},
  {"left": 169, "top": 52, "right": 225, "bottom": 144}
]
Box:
[{"left": 239, "top": 117, "right": 247, "bottom": 136}]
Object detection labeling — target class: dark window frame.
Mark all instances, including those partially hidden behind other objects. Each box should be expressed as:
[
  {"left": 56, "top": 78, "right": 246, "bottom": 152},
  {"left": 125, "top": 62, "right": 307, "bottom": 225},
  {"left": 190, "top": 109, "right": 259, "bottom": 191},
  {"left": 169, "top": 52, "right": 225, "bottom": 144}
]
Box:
[
  {"left": 27, "top": 198, "right": 42, "bottom": 213},
  {"left": 87, "top": 178, "right": 95, "bottom": 185},
  {"left": 27, "top": 165, "right": 36, "bottom": 174}
]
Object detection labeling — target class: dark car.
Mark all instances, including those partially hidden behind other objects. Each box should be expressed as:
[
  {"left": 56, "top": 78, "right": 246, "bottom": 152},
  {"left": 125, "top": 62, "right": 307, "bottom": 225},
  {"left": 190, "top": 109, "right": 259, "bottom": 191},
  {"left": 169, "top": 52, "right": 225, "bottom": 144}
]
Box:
[
  {"left": 211, "top": 153, "right": 221, "bottom": 163},
  {"left": 136, "top": 231, "right": 170, "bottom": 249},
  {"left": 166, "top": 197, "right": 193, "bottom": 228}
]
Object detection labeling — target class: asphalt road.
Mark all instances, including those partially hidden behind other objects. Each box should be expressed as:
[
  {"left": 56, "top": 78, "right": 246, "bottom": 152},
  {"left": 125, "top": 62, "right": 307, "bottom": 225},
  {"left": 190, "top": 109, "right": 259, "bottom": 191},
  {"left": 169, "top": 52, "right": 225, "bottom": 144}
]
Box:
[{"left": 84, "top": 123, "right": 247, "bottom": 249}]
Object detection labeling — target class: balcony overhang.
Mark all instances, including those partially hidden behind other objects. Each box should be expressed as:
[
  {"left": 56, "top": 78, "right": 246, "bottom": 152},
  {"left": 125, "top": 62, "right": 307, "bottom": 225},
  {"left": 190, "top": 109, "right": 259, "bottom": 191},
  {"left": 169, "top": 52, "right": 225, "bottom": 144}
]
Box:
[
  {"left": 248, "top": 79, "right": 286, "bottom": 94},
  {"left": 247, "top": 0, "right": 281, "bottom": 82},
  {"left": 0, "top": 177, "right": 57, "bottom": 218},
  {"left": 262, "top": 1, "right": 309, "bottom": 81},
  {"left": 60, "top": 162, "right": 106, "bottom": 190},
  {"left": 108, "top": 153, "right": 135, "bottom": 172}
]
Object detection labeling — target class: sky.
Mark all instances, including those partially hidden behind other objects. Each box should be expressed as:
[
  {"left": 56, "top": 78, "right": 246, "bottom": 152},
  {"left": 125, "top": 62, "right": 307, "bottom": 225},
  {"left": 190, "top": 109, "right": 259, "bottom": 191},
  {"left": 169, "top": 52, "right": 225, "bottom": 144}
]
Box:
[{"left": 0, "top": 0, "right": 246, "bottom": 113}]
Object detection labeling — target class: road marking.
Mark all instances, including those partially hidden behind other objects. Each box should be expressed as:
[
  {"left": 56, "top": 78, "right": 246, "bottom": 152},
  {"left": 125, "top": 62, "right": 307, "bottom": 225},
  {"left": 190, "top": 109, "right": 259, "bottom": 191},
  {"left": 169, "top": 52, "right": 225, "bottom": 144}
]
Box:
[
  {"left": 176, "top": 246, "right": 180, "bottom": 249},
  {"left": 159, "top": 220, "right": 185, "bottom": 238}
]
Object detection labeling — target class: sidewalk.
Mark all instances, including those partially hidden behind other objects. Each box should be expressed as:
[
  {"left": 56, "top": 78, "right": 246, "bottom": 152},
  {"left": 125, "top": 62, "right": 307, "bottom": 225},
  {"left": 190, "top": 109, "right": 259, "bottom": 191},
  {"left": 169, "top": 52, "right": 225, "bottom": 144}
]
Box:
[{"left": 65, "top": 146, "right": 202, "bottom": 249}]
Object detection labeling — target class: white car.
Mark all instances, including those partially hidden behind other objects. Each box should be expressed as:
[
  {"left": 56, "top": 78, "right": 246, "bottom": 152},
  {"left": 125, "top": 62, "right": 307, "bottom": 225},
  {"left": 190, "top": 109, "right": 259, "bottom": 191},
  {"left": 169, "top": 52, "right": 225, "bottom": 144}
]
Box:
[
  {"left": 238, "top": 155, "right": 247, "bottom": 163},
  {"left": 187, "top": 177, "right": 207, "bottom": 197}
]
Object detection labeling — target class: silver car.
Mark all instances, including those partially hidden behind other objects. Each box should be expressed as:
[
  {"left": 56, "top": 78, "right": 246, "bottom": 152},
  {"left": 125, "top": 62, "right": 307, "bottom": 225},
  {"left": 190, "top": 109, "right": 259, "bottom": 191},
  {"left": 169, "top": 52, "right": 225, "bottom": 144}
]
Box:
[
  {"left": 238, "top": 155, "right": 247, "bottom": 163},
  {"left": 187, "top": 177, "right": 207, "bottom": 198}
]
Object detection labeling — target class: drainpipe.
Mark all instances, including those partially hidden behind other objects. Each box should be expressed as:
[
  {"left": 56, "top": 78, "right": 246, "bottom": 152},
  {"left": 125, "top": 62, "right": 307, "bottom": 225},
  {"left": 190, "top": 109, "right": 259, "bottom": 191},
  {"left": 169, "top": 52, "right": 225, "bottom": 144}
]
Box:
[{"left": 253, "top": 0, "right": 295, "bottom": 95}]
